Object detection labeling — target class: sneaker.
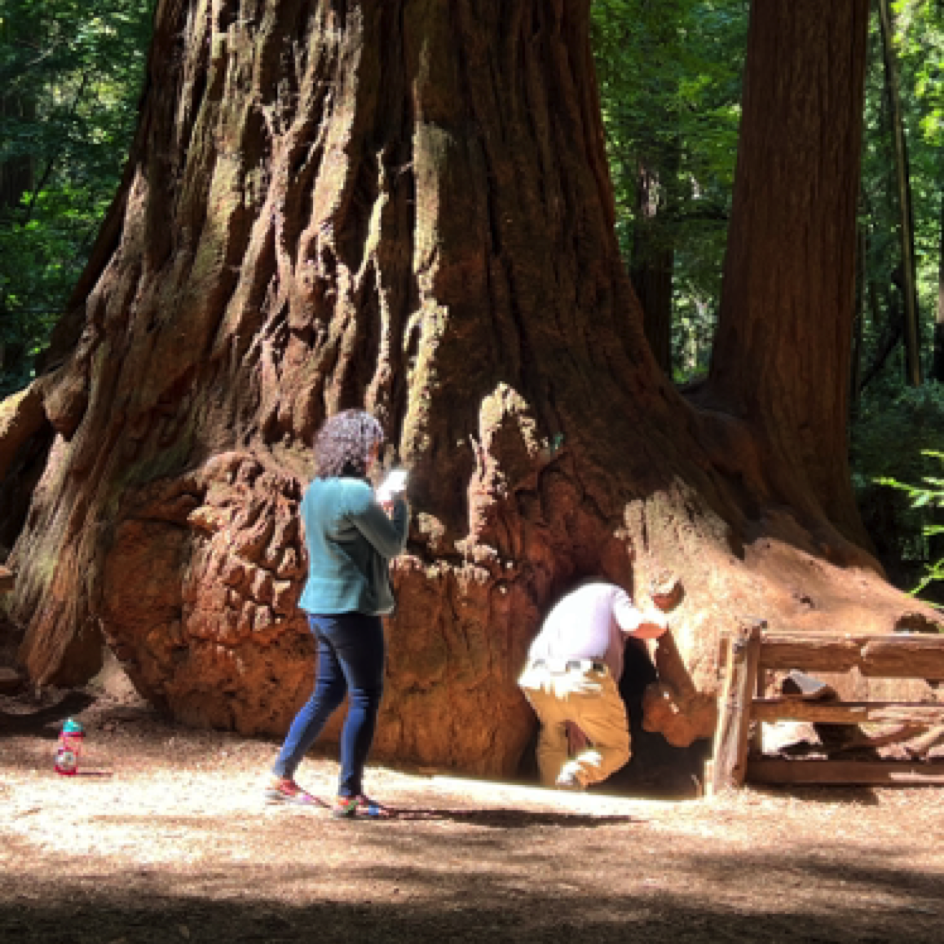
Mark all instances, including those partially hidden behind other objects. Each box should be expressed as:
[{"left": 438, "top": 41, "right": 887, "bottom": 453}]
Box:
[
  {"left": 264, "top": 777, "right": 320, "bottom": 806},
  {"left": 331, "top": 794, "right": 393, "bottom": 819},
  {"left": 555, "top": 771, "right": 584, "bottom": 791}
]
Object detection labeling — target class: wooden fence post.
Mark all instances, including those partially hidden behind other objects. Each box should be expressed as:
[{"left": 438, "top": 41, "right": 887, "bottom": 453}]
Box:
[{"left": 710, "top": 619, "right": 765, "bottom": 795}]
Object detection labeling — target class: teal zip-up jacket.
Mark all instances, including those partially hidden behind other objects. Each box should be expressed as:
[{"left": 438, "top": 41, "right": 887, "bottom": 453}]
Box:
[{"left": 298, "top": 477, "right": 409, "bottom": 616}]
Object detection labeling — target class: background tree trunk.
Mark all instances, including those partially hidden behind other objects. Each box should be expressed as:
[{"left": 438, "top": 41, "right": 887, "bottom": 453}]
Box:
[
  {"left": 850, "top": 217, "right": 867, "bottom": 420},
  {"left": 0, "top": 41, "right": 36, "bottom": 388},
  {"left": 630, "top": 160, "right": 675, "bottom": 376},
  {"left": 933, "top": 174, "right": 944, "bottom": 383},
  {"left": 877, "top": 0, "right": 922, "bottom": 387},
  {"left": 0, "top": 98, "right": 34, "bottom": 219},
  {"left": 2, "top": 0, "right": 939, "bottom": 781},
  {"left": 707, "top": 0, "right": 875, "bottom": 550}
]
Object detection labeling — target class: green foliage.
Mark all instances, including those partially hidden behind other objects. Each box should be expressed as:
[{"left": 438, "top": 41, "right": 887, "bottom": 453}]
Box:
[
  {"left": 857, "top": 0, "right": 944, "bottom": 391},
  {"left": 0, "top": 0, "right": 153, "bottom": 396},
  {"left": 591, "top": 0, "right": 942, "bottom": 390},
  {"left": 591, "top": 0, "right": 748, "bottom": 379},
  {"left": 875, "top": 448, "right": 944, "bottom": 596},
  {"left": 894, "top": 0, "right": 944, "bottom": 147},
  {"left": 852, "top": 383, "right": 944, "bottom": 597}
]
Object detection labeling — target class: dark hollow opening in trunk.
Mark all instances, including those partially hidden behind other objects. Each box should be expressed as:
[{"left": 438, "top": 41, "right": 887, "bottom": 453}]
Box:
[{"left": 605, "top": 639, "right": 711, "bottom": 798}]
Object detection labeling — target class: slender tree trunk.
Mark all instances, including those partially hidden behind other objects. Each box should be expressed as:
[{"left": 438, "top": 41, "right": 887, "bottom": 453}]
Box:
[
  {"left": 0, "top": 98, "right": 34, "bottom": 219},
  {"left": 630, "top": 159, "right": 675, "bottom": 376},
  {"left": 623, "top": 9, "right": 684, "bottom": 377},
  {"left": 861, "top": 285, "right": 904, "bottom": 390},
  {"left": 0, "top": 66, "right": 36, "bottom": 387},
  {"left": 1, "top": 0, "right": 938, "bottom": 780},
  {"left": 851, "top": 218, "right": 867, "bottom": 420},
  {"left": 933, "top": 181, "right": 944, "bottom": 382},
  {"left": 877, "top": 0, "right": 922, "bottom": 387}
]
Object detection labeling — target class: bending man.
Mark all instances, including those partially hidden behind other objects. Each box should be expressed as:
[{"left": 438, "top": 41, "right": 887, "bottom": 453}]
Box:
[{"left": 518, "top": 579, "right": 669, "bottom": 790}]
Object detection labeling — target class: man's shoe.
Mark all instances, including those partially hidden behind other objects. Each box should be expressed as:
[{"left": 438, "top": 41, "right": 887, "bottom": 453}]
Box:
[{"left": 555, "top": 771, "right": 584, "bottom": 791}]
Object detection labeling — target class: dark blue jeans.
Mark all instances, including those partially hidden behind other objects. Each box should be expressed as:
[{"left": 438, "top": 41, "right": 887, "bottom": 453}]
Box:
[{"left": 272, "top": 612, "right": 385, "bottom": 798}]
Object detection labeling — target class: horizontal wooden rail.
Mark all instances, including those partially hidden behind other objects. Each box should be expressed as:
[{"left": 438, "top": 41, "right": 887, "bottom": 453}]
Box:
[
  {"left": 750, "top": 698, "right": 944, "bottom": 726},
  {"left": 748, "top": 759, "right": 944, "bottom": 787},
  {"left": 756, "top": 631, "right": 944, "bottom": 679}
]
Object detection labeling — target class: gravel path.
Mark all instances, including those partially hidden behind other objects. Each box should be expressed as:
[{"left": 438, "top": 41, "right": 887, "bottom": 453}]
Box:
[{"left": 2, "top": 688, "right": 944, "bottom": 943}]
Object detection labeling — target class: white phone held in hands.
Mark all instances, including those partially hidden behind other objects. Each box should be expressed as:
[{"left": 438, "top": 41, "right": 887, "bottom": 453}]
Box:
[{"left": 376, "top": 468, "right": 408, "bottom": 503}]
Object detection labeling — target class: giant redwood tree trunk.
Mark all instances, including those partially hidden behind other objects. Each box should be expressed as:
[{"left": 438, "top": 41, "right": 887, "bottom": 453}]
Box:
[{"left": 1, "top": 0, "right": 940, "bottom": 779}]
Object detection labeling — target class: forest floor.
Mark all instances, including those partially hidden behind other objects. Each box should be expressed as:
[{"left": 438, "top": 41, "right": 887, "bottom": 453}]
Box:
[{"left": 2, "top": 682, "right": 944, "bottom": 944}]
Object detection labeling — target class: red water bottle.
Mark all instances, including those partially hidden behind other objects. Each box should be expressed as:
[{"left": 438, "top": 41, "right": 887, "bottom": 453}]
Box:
[{"left": 55, "top": 718, "right": 85, "bottom": 775}]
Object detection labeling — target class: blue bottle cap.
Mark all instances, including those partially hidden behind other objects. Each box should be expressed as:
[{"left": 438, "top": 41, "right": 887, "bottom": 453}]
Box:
[{"left": 62, "top": 718, "right": 84, "bottom": 735}]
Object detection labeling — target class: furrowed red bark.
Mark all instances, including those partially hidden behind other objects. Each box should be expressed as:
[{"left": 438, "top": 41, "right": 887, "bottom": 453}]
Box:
[
  {"left": 1, "top": 0, "right": 939, "bottom": 781},
  {"left": 708, "top": 0, "right": 873, "bottom": 549}
]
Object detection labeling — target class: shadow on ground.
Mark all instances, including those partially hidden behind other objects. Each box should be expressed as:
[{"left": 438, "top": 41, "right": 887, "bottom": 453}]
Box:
[
  {"left": 1, "top": 842, "right": 940, "bottom": 943},
  {"left": 0, "top": 689, "right": 96, "bottom": 738}
]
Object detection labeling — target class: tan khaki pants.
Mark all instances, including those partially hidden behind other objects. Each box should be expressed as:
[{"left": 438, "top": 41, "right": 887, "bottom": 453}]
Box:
[{"left": 518, "top": 662, "right": 631, "bottom": 788}]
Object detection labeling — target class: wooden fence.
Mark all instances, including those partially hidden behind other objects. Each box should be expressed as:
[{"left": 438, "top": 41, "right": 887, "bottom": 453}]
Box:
[{"left": 707, "top": 619, "right": 944, "bottom": 793}]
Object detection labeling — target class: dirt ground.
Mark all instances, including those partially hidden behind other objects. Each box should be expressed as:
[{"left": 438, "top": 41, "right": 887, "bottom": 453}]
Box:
[{"left": 2, "top": 683, "right": 944, "bottom": 944}]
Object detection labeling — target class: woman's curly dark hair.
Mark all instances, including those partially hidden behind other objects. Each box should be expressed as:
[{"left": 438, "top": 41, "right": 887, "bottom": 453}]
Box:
[{"left": 313, "top": 409, "right": 385, "bottom": 479}]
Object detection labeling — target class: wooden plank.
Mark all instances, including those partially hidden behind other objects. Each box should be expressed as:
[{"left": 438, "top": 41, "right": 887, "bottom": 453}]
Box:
[
  {"left": 905, "top": 725, "right": 944, "bottom": 758},
  {"left": 747, "top": 758, "right": 944, "bottom": 786},
  {"left": 0, "top": 565, "right": 14, "bottom": 594},
  {"left": 758, "top": 631, "right": 944, "bottom": 678},
  {"left": 860, "top": 637, "right": 944, "bottom": 680},
  {"left": 716, "top": 635, "right": 730, "bottom": 684},
  {"left": 761, "top": 631, "right": 918, "bottom": 644},
  {"left": 749, "top": 657, "right": 765, "bottom": 757},
  {"left": 751, "top": 699, "right": 944, "bottom": 726},
  {"left": 710, "top": 619, "right": 764, "bottom": 794},
  {"left": 757, "top": 634, "right": 862, "bottom": 672}
]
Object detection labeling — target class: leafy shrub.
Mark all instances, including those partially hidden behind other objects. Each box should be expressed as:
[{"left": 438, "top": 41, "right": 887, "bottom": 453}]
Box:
[
  {"left": 851, "top": 383, "right": 944, "bottom": 599},
  {"left": 875, "top": 450, "right": 944, "bottom": 598}
]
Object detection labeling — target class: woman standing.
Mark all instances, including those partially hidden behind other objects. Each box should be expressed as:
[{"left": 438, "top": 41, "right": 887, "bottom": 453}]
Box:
[{"left": 265, "top": 410, "right": 409, "bottom": 817}]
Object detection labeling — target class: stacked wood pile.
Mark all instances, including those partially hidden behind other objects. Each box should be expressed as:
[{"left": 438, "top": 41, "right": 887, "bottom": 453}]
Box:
[{"left": 708, "top": 620, "right": 944, "bottom": 792}]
